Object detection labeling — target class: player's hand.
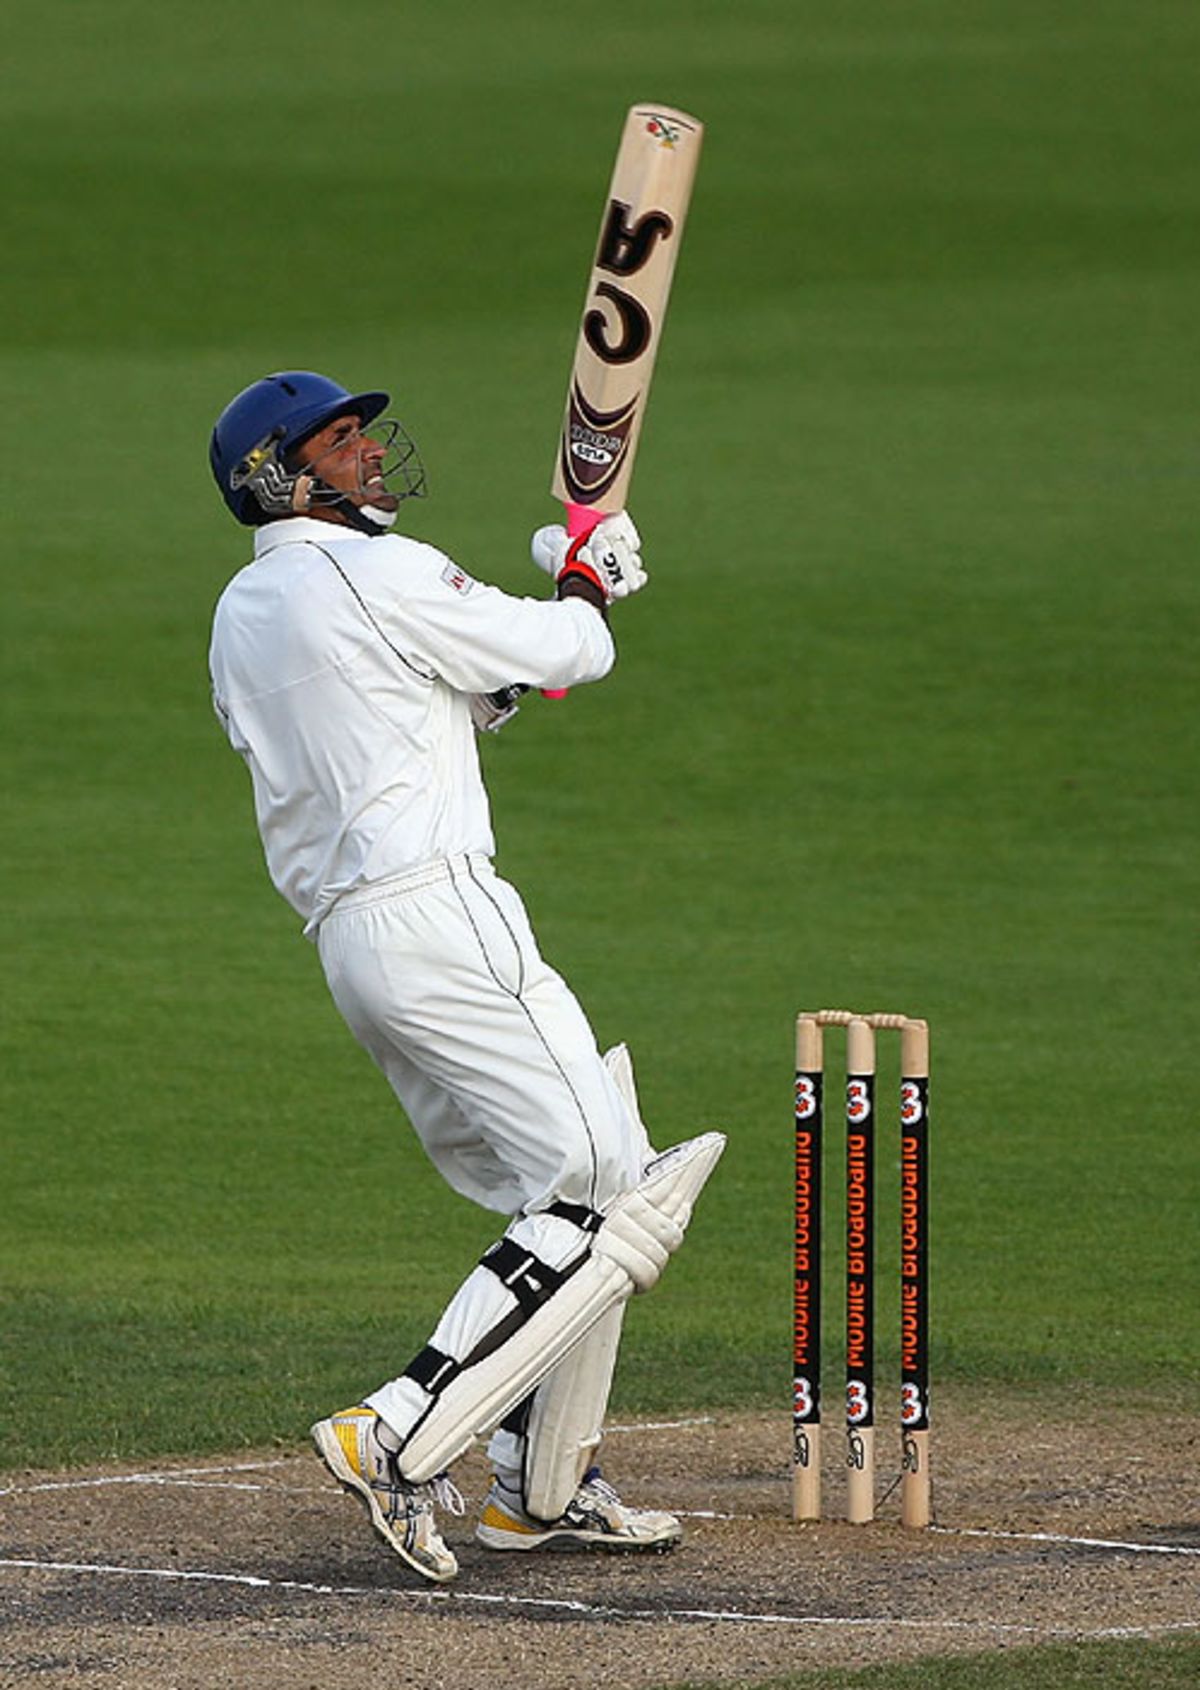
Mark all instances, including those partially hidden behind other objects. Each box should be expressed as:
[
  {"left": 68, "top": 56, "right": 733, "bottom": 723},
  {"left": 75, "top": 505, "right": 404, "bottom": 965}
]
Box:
[
  {"left": 469, "top": 686, "right": 525, "bottom": 734},
  {"left": 530, "top": 512, "right": 647, "bottom": 602}
]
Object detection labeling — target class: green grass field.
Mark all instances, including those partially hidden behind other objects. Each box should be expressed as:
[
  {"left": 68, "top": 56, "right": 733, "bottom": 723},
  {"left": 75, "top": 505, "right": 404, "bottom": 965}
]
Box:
[
  {"left": 2, "top": 2, "right": 1198, "bottom": 1675},
  {"left": 663, "top": 1638, "right": 1200, "bottom": 1690}
]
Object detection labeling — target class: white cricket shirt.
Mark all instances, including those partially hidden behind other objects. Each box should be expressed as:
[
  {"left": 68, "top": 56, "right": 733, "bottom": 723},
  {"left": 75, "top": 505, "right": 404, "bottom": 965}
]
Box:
[{"left": 209, "top": 517, "right": 614, "bottom": 932}]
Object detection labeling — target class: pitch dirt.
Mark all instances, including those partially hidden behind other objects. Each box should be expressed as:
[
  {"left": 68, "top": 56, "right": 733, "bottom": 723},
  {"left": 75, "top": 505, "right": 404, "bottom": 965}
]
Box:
[{"left": 1, "top": 1391, "right": 1196, "bottom": 1689}]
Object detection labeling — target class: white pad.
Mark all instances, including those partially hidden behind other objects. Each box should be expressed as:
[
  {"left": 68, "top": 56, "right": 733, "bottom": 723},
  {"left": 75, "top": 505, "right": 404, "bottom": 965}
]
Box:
[
  {"left": 603, "top": 1041, "right": 640, "bottom": 1120},
  {"left": 603, "top": 1042, "right": 656, "bottom": 1159},
  {"left": 399, "top": 1131, "right": 725, "bottom": 1484},
  {"left": 523, "top": 1303, "right": 625, "bottom": 1521},
  {"left": 518, "top": 1044, "right": 645, "bottom": 1522}
]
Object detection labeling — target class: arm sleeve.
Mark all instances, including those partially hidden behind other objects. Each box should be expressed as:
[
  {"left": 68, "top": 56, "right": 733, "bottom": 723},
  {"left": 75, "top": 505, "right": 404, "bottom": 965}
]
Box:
[{"left": 359, "top": 541, "right": 616, "bottom": 694}]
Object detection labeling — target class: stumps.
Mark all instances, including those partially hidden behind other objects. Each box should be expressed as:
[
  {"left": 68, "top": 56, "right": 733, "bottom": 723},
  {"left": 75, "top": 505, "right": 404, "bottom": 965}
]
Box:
[{"left": 792, "top": 1010, "right": 932, "bottom": 1528}]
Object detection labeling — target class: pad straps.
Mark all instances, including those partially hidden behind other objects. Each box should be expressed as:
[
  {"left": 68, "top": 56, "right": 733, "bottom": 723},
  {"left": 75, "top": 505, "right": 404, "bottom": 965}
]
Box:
[
  {"left": 545, "top": 1199, "right": 605, "bottom": 1235},
  {"left": 479, "top": 1237, "right": 572, "bottom": 1315},
  {"left": 401, "top": 1235, "right": 590, "bottom": 1404}
]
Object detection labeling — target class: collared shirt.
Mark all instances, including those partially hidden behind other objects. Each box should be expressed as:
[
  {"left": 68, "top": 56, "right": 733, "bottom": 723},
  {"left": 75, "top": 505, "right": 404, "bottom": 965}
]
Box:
[{"left": 209, "top": 517, "right": 614, "bottom": 932}]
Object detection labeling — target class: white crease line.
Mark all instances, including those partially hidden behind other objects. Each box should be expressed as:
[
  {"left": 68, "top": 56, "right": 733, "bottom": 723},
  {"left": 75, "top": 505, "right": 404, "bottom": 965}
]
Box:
[
  {"left": 675, "top": 1516, "right": 1200, "bottom": 1554},
  {"left": 933, "top": 1525, "right": 1200, "bottom": 1559},
  {"left": 0, "top": 1459, "right": 292, "bottom": 1498},
  {"left": 0, "top": 1558, "right": 1087, "bottom": 1634},
  {"left": 60, "top": 1478, "right": 302, "bottom": 1495},
  {"left": 605, "top": 1417, "right": 716, "bottom": 1433},
  {"left": 678, "top": 1516, "right": 1200, "bottom": 1552},
  {"left": 2, "top": 1557, "right": 1197, "bottom": 1640},
  {"left": 1086, "top": 1621, "right": 1200, "bottom": 1639}
]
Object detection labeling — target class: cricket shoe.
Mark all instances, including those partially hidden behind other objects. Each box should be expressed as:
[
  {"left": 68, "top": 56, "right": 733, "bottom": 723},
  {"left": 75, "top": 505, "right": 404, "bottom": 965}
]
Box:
[
  {"left": 311, "top": 1406, "right": 462, "bottom": 1583},
  {"left": 475, "top": 1466, "right": 682, "bottom": 1553}
]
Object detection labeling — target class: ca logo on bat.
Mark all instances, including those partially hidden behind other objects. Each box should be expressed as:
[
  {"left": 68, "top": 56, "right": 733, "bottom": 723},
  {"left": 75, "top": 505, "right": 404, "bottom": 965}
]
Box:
[{"left": 583, "top": 199, "right": 675, "bottom": 366}]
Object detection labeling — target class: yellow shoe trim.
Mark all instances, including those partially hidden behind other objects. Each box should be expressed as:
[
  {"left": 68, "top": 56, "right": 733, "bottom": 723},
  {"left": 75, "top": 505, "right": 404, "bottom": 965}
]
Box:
[
  {"left": 333, "top": 1407, "right": 371, "bottom": 1472},
  {"left": 480, "top": 1500, "right": 540, "bottom": 1535}
]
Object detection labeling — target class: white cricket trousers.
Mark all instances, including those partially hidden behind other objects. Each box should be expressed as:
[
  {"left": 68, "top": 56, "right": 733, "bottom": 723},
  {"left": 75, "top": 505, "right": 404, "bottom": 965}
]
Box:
[{"left": 315, "top": 852, "right": 649, "bottom": 1444}]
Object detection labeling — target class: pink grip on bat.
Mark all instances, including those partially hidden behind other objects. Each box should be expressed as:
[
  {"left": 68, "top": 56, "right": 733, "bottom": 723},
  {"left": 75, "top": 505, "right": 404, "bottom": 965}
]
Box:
[
  {"left": 541, "top": 503, "right": 605, "bottom": 700},
  {"left": 566, "top": 503, "right": 604, "bottom": 538}
]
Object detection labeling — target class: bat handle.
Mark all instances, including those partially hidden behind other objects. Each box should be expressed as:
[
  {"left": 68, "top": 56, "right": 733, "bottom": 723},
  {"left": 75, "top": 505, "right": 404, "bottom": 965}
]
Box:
[
  {"left": 565, "top": 502, "right": 604, "bottom": 538},
  {"left": 541, "top": 503, "right": 604, "bottom": 700}
]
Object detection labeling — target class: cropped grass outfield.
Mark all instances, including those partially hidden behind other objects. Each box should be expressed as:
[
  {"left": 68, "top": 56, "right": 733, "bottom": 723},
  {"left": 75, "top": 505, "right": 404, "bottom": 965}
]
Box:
[{"left": 3, "top": 0, "right": 1197, "bottom": 1581}]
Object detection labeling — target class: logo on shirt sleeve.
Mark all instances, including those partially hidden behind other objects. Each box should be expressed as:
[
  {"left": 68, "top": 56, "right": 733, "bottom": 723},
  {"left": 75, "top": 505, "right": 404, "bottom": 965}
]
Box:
[{"left": 441, "top": 562, "right": 476, "bottom": 595}]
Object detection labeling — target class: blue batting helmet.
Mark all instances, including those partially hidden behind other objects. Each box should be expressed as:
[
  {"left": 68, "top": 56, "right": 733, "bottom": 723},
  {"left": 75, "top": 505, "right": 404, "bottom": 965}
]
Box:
[{"left": 210, "top": 371, "right": 390, "bottom": 525}]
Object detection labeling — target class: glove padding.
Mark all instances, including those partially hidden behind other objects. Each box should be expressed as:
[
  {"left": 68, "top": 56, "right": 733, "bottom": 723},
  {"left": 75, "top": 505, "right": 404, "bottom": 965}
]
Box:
[
  {"left": 530, "top": 511, "right": 647, "bottom": 602},
  {"left": 469, "top": 684, "right": 527, "bottom": 734}
]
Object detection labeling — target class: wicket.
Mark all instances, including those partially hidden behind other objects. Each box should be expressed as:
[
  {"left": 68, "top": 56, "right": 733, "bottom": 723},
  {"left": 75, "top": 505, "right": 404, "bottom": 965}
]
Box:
[{"left": 792, "top": 1010, "right": 931, "bottom": 1528}]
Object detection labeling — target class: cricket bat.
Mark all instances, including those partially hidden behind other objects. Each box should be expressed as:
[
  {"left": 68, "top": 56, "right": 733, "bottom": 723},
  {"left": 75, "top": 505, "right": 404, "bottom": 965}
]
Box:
[{"left": 543, "top": 102, "right": 703, "bottom": 696}]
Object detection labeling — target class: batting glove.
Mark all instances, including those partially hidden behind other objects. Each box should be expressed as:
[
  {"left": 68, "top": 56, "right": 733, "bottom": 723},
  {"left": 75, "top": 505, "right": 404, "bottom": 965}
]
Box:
[{"left": 530, "top": 512, "right": 647, "bottom": 602}]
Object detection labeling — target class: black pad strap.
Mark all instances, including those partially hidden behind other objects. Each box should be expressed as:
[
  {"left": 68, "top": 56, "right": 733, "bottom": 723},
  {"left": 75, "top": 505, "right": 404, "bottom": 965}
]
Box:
[
  {"left": 480, "top": 1238, "right": 569, "bottom": 1315},
  {"left": 397, "top": 1238, "right": 590, "bottom": 1442},
  {"left": 545, "top": 1199, "right": 605, "bottom": 1235},
  {"left": 403, "top": 1344, "right": 462, "bottom": 1396}
]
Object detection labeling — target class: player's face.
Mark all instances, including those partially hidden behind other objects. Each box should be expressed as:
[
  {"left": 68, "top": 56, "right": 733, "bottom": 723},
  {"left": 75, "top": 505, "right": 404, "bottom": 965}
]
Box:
[{"left": 299, "top": 413, "right": 398, "bottom": 513}]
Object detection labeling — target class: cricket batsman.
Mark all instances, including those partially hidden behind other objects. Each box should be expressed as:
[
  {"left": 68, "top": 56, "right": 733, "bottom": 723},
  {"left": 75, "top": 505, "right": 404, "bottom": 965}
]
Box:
[{"left": 207, "top": 371, "right": 724, "bottom": 1582}]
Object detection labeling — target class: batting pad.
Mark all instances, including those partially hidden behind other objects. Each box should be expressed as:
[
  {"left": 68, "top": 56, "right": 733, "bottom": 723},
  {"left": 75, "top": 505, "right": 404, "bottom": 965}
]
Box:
[
  {"left": 517, "top": 1043, "right": 644, "bottom": 1520},
  {"left": 399, "top": 1130, "right": 725, "bottom": 1485},
  {"left": 523, "top": 1302, "right": 625, "bottom": 1521},
  {"left": 603, "top": 1042, "right": 650, "bottom": 1143}
]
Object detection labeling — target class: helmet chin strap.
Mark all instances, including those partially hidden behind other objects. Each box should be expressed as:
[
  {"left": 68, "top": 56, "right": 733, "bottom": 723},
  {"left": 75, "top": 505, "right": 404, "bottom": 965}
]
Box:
[
  {"left": 333, "top": 497, "right": 398, "bottom": 535},
  {"left": 301, "top": 475, "right": 398, "bottom": 535}
]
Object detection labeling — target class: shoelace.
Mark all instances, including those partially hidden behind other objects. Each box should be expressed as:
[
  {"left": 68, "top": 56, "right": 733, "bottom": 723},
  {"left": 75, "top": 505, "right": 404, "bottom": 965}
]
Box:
[
  {"left": 377, "top": 1470, "right": 465, "bottom": 1535},
  {"left": 366, "top": 1412, "right": 466, "bottom": 1521},
  {"left": 372, "top": 1439, "right": 463, "bottom": 1518},
  {"left": 429, "top": 1472, "right": 466, "bottom": 1517}
]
